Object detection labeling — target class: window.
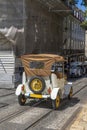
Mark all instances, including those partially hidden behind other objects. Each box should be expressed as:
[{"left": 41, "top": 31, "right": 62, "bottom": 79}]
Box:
[
  {"left": 51, "top": 63, "right": 63, "bottom": 72},
  {"left": 29, "top": 61, "right": 44, "bottom": 69}
]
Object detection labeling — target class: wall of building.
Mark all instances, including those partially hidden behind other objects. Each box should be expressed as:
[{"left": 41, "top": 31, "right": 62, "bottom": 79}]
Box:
[
  {"left": 85, "top": 31, "right": 87, "bottom": 58},
  {"left": 25, "top": 0, "right": 63, "bottom": 54},
  {"left": 0, "top": 0, "right": 85, "bottom": 60},
  {"left": 0, "top": 0, "right": 24, "bottom": 28},
  {"left": 63, "top": 15, "right": 85, "bottom": 61}
]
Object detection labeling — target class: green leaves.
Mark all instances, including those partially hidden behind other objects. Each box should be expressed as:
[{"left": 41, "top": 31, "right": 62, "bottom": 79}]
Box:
[
  {"left": 81, "top": 0, "right": 87, "bottom": 6},
  {"left": 69, "top": 0, "right": 79, "bottom": 5},
  {"left": 80, "top": 20, "right": 87, "bottom": 30}
]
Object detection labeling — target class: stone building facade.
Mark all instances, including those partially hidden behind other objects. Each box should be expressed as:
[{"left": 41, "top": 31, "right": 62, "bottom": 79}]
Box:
[
  {"left": 24, "top": 0, "right": 85, "bottom": 62},
  {"left": 85, "top": 31, "right": 87, "bottom": 57},
  {"left": 0, "top": 0, "right": 86, "bottom": 85},
  {"left": 0, "top": 0, "right": 85, "bottom": 60},
  {"left": 63, "top": 15, "right": 85, "bottom": 62}
]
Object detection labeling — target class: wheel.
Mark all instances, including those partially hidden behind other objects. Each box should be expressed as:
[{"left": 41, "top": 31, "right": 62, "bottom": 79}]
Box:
[
  {"left": 29, "top": 76, "right": 45, "bottom": 94},
  {"left": 52, "top": 94, "right": 60, "bottom": 110},
  {"left": 68, "top": 87, "right": 73, "bottom": 100},
  {"left": 18, "top": 94, "right": 26, "bottom": 105}
]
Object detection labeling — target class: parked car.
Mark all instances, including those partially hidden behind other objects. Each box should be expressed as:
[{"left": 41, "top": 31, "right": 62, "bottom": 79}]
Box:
[
  {"left": 69, "top": 62, "right": 83, "bottom": 77},
  {"left": 70, "top": 65, "right": 82, "bottom": 77},
  {"left": 15, "top": 54, "right": 73, "bottom": 109}
]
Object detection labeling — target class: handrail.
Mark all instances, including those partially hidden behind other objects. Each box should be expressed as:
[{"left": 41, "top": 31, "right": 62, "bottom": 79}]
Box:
[{"left": 0, "top": 59, "right": 7, "bottom": 73}]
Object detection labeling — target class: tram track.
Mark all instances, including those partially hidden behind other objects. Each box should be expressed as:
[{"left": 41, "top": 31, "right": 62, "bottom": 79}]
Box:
[
  {"left": 24, "top": 109, "right": 53, "bottom": 130},
  {"left": 0, "top": 78, "right": 87, "bottom": 130},
  {"left": 0, "top": 99, "right": 45, "bottom": 124},
  {"left": 70, "top": 77, "right": 87, "bottom": 85},
  {"left": 0, "top": 92, "right": 14, "bottom": 98},
  {"left": 19, "top": 79, "right": 87, "bottom": 130}
]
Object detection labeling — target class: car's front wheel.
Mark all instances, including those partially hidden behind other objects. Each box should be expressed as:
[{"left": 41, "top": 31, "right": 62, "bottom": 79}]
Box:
[
  {"left": 18, "top": 94, "right": 26, "bottom": 105},
  {"left": 52, "top": 94, "right": 60, "bottom": 110}
]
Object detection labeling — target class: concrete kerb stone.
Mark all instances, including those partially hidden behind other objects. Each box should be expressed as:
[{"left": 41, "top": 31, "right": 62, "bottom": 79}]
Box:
[
  {"left": 61, "top": 105, "right": 82, "bottom": 130},
  {"left": 0, "top": 83, "right": 15, "bottom": 89}
]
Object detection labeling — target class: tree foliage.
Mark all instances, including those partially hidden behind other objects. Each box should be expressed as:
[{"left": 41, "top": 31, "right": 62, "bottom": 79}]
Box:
[
  {"left": 68, "top": 0, "right": 79, "bottom": 5},
  {"left": 82, "top": 0, "right": 87, "bottom": 6},
  {"left": 80, "top": 21, "right": 87, "bottom": 29},
  {"left": 70, "top": 0, "right": 87, "bottom": 29},
  {"left": 68, "top": 0, "right": 87, "bottom": 29},
  {"left": 80, "top": 1, "right": 87, "bottom": 30},
  {"left": 71, "top": 0, "right": 87, "bottom": 6},
  {"left": 80, "top": 11, "right": 87, "bottom": 30}
]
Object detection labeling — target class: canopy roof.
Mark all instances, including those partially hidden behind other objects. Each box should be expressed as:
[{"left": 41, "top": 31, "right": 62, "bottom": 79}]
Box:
[
  {"left": 37, "top": 0, "right": 72, "bottom": 16},
  {"left": 21, "top": 53, "right": 65, "bottom": 61},
  {"left": 21, "top": 54, "right": 65, "bottom": 76}
]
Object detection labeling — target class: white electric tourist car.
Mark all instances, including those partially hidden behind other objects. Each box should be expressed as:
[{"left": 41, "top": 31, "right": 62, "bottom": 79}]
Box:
[{"left": 15, "top": 54, "right": 73, "bottom": 109}]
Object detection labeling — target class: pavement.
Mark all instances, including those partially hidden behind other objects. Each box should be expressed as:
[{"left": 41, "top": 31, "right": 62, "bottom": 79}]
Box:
[
  {"left": 67, "top": 103, "right": 87, "bottom": 130},
  {"left": 0, "top": 83, "right": 15, "bottom": 89}
]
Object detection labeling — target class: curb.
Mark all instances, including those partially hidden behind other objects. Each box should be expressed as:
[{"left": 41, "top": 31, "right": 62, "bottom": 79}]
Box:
[{"left": 61, "top": 106, "right": 82, "bottom": 130}]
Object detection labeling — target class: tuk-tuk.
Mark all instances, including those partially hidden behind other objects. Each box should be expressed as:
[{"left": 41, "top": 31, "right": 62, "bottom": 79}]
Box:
[{"left": 15, "top": 54, "right": 73, "bottom": 109}]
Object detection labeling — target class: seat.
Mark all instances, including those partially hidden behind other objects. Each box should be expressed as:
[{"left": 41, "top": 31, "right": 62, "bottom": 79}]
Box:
[{"left": 51, "top": 72, "right": 64, "bottom": 90}]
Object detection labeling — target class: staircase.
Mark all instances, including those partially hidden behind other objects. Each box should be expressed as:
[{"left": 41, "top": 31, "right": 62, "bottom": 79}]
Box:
[{"left": 0, "top": 51, "right": 15, "bottom": 84}]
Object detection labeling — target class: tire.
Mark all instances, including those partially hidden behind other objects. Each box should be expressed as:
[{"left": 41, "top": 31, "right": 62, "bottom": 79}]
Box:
[
  {"left": 29, "top": 76, "right": 45, "bottom": 94},
  {"left": 52, "top": 93, "right": 60, "bottom": 110},
  {"left": 18, "top": 94, "right": 26, "bottom": 105},
  {"left": 68, "top": 87, "right": 73, "bottom": 100}
]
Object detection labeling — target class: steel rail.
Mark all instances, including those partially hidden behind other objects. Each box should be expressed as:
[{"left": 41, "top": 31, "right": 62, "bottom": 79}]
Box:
[
  {"left": 23, "top": 79, "right": 87, "bottom": 130},
  {"left": 0, "top": 92, "right": 14, "bottom": 98},
  {"left": 0, "top": 99, "right": 45, "bottom": 124},
  {"left": 24, "top": 109, "right": 53, "bottom": 130},
  {"left": 0, "top": 78, "right": 87, "bottom": 128}
]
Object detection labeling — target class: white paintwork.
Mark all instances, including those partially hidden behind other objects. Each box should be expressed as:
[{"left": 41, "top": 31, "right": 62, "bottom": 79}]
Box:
[
  {"left": 22, "top": 72, "right": 26, "bottom": 84},
  {"left": 51, "top": 88, "right": 60, "bottom": 100},
  {"left": 42, "top": 95, "right": 50, "bottom": 98},
  {"left": 15, "top": 69, "right": 73, "bottom": 104},
  {"left": 51, "top": 73, "right": 64, "bottom": 90},
  {"left": 15, "top": 84, "right": 23, "bottom": 96}
]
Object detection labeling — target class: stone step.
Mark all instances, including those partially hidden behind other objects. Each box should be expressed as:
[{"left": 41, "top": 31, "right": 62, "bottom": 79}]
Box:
[
  {"left": 0, "top": 51, "right": 13, "bottom": 54},
  {"left": 0, "top": 58, "right": 14, "bottom": 61},
  {"left": 0, "top": 54, "right": 14, "bottom": 56},
  {"left": 0, "top": 70, "right": 14, "bottom": 74},
  {"left": 0, "top": 63, "right": 14, "bottom": 67},
  {"left": 0, "top": 51, "right": 15, "bottom": 85},
  {"left": 0, "top": 52, "right": 15, "bottom": 74},
  {"left": 0, "top": 61, "right": 14, "bottom": 63}
]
